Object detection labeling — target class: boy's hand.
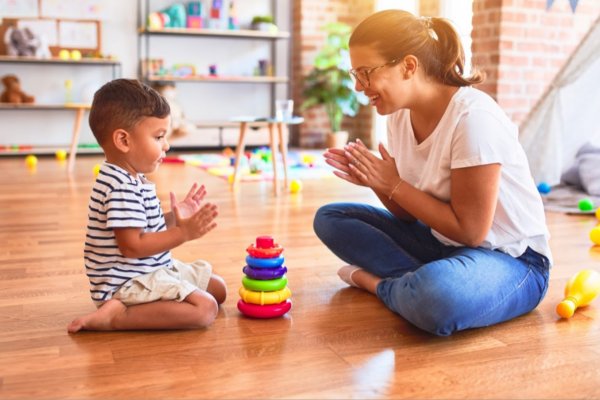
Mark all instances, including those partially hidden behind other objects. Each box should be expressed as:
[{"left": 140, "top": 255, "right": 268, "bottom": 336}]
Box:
[
  {"left": 173, "top": 202, "right": 218, "bottom": 242},
  {"left": 170, "top": 183, "right": 206, "bottom": 219}
]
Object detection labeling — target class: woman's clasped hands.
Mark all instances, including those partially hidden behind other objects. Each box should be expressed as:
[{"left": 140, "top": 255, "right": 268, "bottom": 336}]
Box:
[{"left": 323, "top": 138, "right": 401, "bottom": 198}]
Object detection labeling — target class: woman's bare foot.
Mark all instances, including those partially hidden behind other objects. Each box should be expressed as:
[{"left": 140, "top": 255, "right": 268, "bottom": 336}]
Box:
[
  {"left": 67, "top": 299, "right": 127, "bottom": 333},
  {"left": 337, "top": 265, "right": 381, "bottom": 294}
]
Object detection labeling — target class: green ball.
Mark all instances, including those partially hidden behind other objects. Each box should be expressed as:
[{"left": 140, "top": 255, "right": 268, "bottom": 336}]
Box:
[{"left": 578, "top": 198, "right": 594, "bottom": 212}]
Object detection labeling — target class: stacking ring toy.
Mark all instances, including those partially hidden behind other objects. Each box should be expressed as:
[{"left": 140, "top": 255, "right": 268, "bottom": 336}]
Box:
[
  {"left": 237, "top": 299, "right": 291, "bottom": 318},
  {"left": 242, "top": 276, "right": 288, "bottom": 292},
  {"left": 239, "top": 286, "right": 292, "bottom": 305},
  {"left": 246, "top": 244, "right": 284, "bottom": 258},
  {"left": 246, "top": 255, "right": 284, "bottom": 269},
  {"left": 243, "top": 265, "right": 287, "bottom": 280}
]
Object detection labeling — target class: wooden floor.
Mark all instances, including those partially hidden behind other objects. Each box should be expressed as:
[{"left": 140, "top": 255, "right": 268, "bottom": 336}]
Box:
[{"left": 1, "top": 153, "right": 600, "bottom": 399}]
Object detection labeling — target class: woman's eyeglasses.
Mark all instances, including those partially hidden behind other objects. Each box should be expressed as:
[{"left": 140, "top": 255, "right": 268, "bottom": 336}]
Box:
[{"left": 349, "top": 59, "right": 399, "bottom": 88}]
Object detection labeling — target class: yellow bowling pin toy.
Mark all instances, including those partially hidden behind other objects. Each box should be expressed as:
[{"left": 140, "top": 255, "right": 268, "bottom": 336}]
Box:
[{"left": 556, "top": 269, "right": 600, "bottom": 318}]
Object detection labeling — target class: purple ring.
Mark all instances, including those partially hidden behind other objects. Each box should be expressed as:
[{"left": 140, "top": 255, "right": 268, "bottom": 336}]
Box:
[{"left": 243, "top": 265, "right": 287, "bottom": 280}]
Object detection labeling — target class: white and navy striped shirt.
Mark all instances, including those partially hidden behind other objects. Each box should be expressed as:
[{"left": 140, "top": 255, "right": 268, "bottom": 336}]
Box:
[{"left": 84, "top": 162, "right": 172, "bottom": 305}]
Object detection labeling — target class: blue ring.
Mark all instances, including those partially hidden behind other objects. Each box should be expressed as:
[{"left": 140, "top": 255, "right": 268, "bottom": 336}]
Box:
[{"left": 246, "top": 255, "right": 285, "bottom": 268}]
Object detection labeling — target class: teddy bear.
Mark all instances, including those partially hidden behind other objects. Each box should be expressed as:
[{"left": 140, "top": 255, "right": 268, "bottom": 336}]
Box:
[{"left": 1, "top": 75, "right": 35, "bottom": 104}]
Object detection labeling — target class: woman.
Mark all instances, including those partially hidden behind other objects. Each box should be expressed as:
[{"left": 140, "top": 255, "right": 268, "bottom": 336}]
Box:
[{"left": 313, "top": 10, "right": 552, "bottom": 336}]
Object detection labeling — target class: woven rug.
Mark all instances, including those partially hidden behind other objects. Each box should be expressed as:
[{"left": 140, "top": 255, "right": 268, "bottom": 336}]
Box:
[
  {"left": 166, "top": 149, "right": 335, "bottom": 182},
  {"left": 541, "top": 184, "right": 600, "bottom": 215}
]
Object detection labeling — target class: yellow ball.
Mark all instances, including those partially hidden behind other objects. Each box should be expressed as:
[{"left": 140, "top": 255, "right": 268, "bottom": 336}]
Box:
[
  {"left": 590, "top": 227, "right": 600, "bottom": 246},
  {"left": 70, "top": 50, "right": 82, "bottom": 61},
  {"left": 55, "top": 149, "right": 67, "bottom": 161},
  {"left": 596, "top": 207, "right": 600, "bottom": 221},
  {"left": 93, "top": 164, "right": 101, "bottom": 177},
  {"left": 25, "top": 154, "right": 37, "bottom": 167},
  {"left": 290, "top": 179, "right": 303, "bottom": 193},
  {"left": 58, "top": 49, "right": 70, "bottom": 60}
]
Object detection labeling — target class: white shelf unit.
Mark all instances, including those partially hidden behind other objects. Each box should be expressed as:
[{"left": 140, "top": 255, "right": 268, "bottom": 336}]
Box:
[
  {"left": 0, "top": 57, "right": 121, "bottom": 156},
  {"left": 137, "top": 0, "right": 292, "bottom": 149}
]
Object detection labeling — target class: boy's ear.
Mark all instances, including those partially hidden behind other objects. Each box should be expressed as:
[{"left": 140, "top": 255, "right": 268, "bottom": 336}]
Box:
[{"left": 112, "top": 129, "right": 131, "bottom": 153}]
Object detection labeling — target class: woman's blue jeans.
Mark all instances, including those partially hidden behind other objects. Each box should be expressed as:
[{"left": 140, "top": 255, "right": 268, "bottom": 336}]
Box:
[{"left": 313, "top": 202, "right": 550, "bottom": 336}]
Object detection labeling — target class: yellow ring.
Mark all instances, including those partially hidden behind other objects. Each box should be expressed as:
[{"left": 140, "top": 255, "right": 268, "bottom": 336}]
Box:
[{"left": 238, "top": 286, "right": 292, "bottom": 305}]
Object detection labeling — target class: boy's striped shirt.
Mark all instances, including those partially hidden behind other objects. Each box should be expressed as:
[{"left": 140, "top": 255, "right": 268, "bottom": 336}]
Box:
[{"left": 84, "top": 162, "right": 171, "bottom": 305}]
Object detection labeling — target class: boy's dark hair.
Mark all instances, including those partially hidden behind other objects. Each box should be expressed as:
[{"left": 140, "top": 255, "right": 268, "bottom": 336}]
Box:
[{"left": 89, "top": 79, "right": 170, "bottom": 145}]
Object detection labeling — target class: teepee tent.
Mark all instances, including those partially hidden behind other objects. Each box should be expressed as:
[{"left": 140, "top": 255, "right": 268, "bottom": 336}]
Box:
[{"left": 519, "top": 14, "right": 600, "bottom": 185}]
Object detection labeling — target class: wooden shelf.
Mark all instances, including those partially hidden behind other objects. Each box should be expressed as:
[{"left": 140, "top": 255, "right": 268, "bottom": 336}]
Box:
[
  {"left": 0, "top": 103, "right": 91, "bottom": 110},
  {"left": 146, "top": 75, "right": 288, "bottom": 84},
  {"left": 0, "top": 55, "right": 120, "bottom": 66},
  {"left": 139, "top": 27, "right": 290, "bottom": 39},
  {"left": 0, "top": 145, "right": 101, "bottom": 156}
]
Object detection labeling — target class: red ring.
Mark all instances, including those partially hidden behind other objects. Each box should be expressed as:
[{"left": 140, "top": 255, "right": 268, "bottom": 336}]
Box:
[{"left": 237, "top": 299, "right": 291, "bottom": 318}]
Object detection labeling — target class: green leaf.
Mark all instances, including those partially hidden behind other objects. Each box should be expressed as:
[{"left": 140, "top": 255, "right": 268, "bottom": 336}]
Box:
[{"left": 301, "top": 21, "right": 367, "bottom": 133}]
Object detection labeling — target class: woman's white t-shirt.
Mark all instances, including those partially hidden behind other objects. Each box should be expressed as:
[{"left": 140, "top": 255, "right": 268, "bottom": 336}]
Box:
[{"left": 387, "top": 86, "right": 552, "bottom": 264}]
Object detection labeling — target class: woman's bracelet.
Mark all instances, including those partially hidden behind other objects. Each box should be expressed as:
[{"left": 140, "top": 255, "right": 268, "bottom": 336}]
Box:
[{"left": 388, "top": 178, "right": 404, "bottom": 200}]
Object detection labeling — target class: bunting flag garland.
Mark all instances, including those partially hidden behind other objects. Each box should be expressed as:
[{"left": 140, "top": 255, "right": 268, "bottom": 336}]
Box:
[{"left": 547, "top": 0, "right": 581, "bottom": 12}]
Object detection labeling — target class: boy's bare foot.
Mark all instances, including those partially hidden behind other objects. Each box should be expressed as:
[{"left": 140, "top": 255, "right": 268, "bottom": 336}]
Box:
[{"left": 67, "top": 299, "right": 126, "bottom": 333}]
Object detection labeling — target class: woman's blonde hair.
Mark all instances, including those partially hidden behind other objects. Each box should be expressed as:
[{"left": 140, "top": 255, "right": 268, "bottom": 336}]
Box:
[{"left": 349, "top": 9, "right": 484, "bottom": 86}]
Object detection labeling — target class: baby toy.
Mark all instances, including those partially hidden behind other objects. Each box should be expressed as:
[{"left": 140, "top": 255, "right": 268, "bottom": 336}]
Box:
[
  {"left": 237, "top": 236, "right": 292, "bottom": 318},
  {"left": 58, "top": 49, "right": 70, "bottom": 60},
  {"left": 55, "top": 149, "right": 67, "bottom": 161},
  {"left": 596, "top": 207, "right": 600, "bottom": 221},
  {"left": 290, "top": 179, "right": 303, "bottom": 193},
  {"left": 1, "top": 75, "right": 35, "bottom": 104},
  {"left": 578, "top": 198, "right": 594, "bottom": 212},
  {"left": 537, "top": 182, "right": 551, "bottom": 195},
  {"left": 186, "top": 2, "right": 203, "bottom": 28},
  {"left": 93, "top": 164, "right": 101, "bottom": 177},
  {"left": 590, "top": 227, "right": 600, "bottom": 246},
  {"left": 25, "top": 154, "right": 37, "bottom": 168},
  {"left": 556, "top": 269, "right": 600, "bottom": 318},
  {"left": 147, "top": 3, "right": 186, "bottom": 29},
  {"left": 163, "top": 4, "right": 186, "bottom": 28},
  {"left": 4, "top": 26, "right": 49, "bottom": 58}
]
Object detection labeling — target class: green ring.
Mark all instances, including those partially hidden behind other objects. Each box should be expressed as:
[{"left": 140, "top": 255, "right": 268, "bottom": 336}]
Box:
[{"left": 242, "top": 276, "right": 288, "bottom": 292}]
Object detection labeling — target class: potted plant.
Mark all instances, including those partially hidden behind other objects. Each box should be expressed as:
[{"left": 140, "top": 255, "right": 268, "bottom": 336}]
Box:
[
  {"left": 301, "top": 22, "right": 369, "bottom": 148},
  {"left": 251, "top": 15, "right": 278, "bottom": 33}
]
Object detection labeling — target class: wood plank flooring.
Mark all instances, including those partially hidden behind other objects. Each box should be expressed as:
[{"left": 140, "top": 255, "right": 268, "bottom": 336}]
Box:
[{"left": 1, "top": 153, "right": 599, "bottom": 399}]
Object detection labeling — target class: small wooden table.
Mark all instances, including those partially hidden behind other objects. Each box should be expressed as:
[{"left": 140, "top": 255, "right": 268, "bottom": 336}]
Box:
[
  {"left": 0, "top": 103, "right": 91, "bottom": 172},
  {"left": 230, "top": 116, "right": 304, "bottom": 195},
  {"left": 65, "top": 103, "right": 92, "bottom": 173}
]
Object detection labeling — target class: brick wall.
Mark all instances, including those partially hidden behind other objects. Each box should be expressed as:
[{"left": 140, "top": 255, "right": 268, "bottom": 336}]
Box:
[
  {"left": 292, "top": 0, "right": 600, "bottom": 146},
  {"left": 292, "top": 0, "right": 375, "bottom": 147},
  {"left": 472, "top": 0, "right": 600, "bottom": 123}
]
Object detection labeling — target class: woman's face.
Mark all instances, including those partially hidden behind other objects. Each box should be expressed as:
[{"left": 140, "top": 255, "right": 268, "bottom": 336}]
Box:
[{"left": 349, "top": 45, "right": 409, "bottom": 115}]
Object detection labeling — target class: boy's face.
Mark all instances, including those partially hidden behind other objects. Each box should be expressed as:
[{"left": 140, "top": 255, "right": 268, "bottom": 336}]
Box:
[{"left": 126, "top": 116, "right": 171, "bottom": 175}]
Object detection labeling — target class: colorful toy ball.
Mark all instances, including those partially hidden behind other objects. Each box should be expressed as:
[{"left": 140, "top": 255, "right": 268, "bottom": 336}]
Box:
[
  {"left": 25, "top": 154, "right": 37, "bottom": 168},
  {"left": 289, "top": 179, "right": 302, "bottom": 193},
  {"left": 537, "top": 182, "right": 551, "bottom": 194},
  {"left": 58, "top": 49, "right": 70, "bottom": 60},
  {"left": 55, "top": 149, "right": 67, "bottom": 161},
  {"left": 93, "top": 164, "right": 101, "bottom": 177},
  {"left": 579, "top": 198, "right": 595, "bottom": 212},
  {"left": 590, "top": 227, "right": 600, "bottom": 246},
  {"left": 70, "top": 50, "right": 82, "bottom": 61}
]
